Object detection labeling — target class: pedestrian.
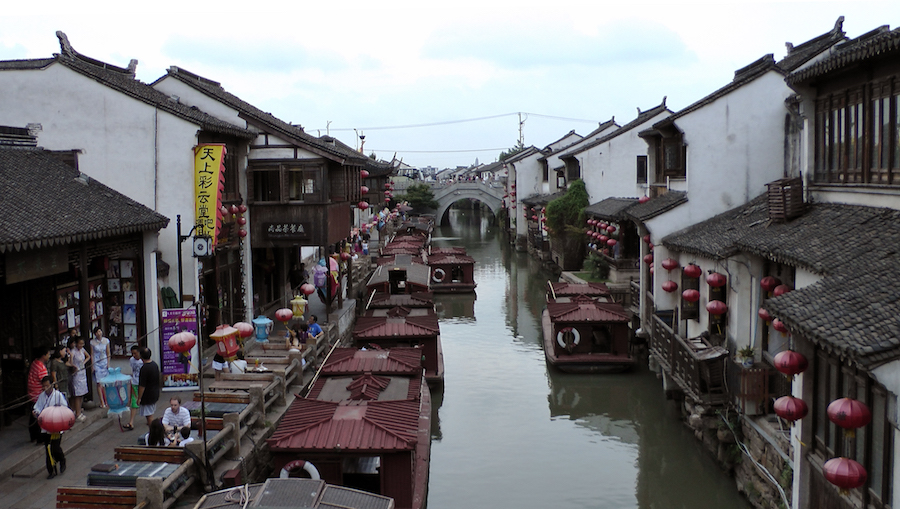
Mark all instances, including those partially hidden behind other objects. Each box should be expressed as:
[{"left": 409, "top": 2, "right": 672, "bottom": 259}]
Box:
[
  {"left": 90, "top": 326, "right": 110, "bottom": 408},
  {"left": 307, "top": 314, "right": 323, "bottom": 339},
  {"left": 212, "top": 352, "right": 229, "bottom": 380},
  {"left": 137, "top": 347, "right": 160, "bottom": 427},
  {"left": 124, "top": 345, "right": 141, "bottom": 430},
  {"left": 33, "top": 376, "right": 68, "bottom": 479},
  {"left": 49, "top": 345, "right": 71, "bottom": 402},
  {"left": 161, "top": 396, "right": 191, "bottom": 434},
  {"left": 69, "top": 336, "right": 90, "bottom": 422},
  {"left": 27, "top": 346, "right": 51, "bottom": 443}
]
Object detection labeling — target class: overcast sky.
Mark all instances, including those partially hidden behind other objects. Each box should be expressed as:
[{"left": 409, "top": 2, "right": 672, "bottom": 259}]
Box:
[{"left": 3, "top": 1, "right": 897, "bottom": 168}]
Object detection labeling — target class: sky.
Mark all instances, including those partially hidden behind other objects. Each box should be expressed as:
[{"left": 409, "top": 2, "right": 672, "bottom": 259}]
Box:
[{"left": 2, "top": 1, "right": 898, "bottom": 169}]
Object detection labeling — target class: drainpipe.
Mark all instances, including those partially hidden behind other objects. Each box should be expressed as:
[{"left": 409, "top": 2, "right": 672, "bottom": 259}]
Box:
[{"left": 637, "top": 224, "right": 650, "bottom": 337}]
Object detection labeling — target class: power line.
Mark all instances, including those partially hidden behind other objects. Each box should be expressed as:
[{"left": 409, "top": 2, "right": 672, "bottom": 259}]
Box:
[
  {"left": 321, "top": 111, "right": 600, "bottom": 133},
  {"left": 366, "top": 147, "right": 508, "bottom": 153}
]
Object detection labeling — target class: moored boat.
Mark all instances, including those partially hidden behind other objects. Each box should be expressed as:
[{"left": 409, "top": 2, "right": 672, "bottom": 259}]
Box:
[{"left": 542, "top": 294, "right": 634, "bottom": 373}]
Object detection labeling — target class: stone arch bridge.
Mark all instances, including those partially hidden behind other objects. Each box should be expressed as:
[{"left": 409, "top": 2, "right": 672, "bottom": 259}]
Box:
[{"left": 427, "top": 182, "right": 505, "bottom": 224}]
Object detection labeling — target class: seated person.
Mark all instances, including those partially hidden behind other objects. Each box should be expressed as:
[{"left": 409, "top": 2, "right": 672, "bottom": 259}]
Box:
[
  {"left": 287, "top": 323, "right": 309, "bottom": 352},
  {"left": 175, "top": 426, "right": 194, "bottom": 447},
  {"left": 145, "top": 418, "right": 170, "bottom": 446},
  {"left": 307, "top": 315, "right": 323, "bottom": 339},
  {"left": 161, "top": 396, "right": 191, "bottom": 433}
]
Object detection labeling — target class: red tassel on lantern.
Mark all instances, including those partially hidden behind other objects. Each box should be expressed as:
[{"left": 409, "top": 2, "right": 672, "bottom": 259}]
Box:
[{"left": 774, "top": 396, "right": 808, "bottom": 421}]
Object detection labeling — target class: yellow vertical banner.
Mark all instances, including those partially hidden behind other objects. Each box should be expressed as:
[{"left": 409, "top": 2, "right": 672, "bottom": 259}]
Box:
[{"left": 193, "top": 144, "right": 227, "bottom": 247}]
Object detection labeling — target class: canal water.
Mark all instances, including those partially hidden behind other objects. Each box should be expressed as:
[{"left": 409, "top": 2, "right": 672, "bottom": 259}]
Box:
[{"left": 426, "top": 210, "right": 751, "bottom": 509}]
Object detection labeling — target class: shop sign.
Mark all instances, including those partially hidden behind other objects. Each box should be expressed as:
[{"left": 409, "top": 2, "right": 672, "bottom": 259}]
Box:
[
  {"left": 265, "top": 222, "right": 309, "bottom": 239},
  {"left": 160, "top": 308, "right": 199, "bottom": 390},
  {"left": 194, "top": 144, "right": 226, "bottom": 248},
  {"left": 6, "top": 245, "right": 68, "bottom": 284}
]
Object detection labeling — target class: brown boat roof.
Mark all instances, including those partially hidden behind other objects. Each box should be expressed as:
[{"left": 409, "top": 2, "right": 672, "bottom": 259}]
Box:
[
  {"left": 353, "top": 314, "right": 440, "bottom": 339},
  {"left": 367, "top": 292, "right": 435, "bottom": 309},
  {"left": 320, "top": 348, "right": 424, "bottom": 375},
  {"left": 268, "top": 399, "right": 420, "bottom": 452},
  {"left": 366, "top": 263, "right": 432, "bottom": 288},
  {"left": 550, "top": 281, "right": 611, "bottom": 297},
  {"left": 427, "top": 253, "right": 476, "bottom": 265},
  {"left": 430, "top": 246, "right": 467, "bottom": 255},
  {"left": 546, "top": 298, "right": 630, "bottom": 323},
  {"left": 375, "top": 253, "right": 426, "bottom": 266},
  {"left": 308, "top": 371, "right": 423, "bottom": 402}
]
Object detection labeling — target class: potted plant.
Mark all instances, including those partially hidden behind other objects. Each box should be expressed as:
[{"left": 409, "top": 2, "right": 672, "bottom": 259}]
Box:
[{"left": 737, "top": 345, "right": 755, "bottom": 368}]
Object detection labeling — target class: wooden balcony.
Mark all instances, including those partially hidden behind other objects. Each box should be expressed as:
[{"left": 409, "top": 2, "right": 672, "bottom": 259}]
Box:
[{"left": 650, "top": 314, "right": 729, "bottom": 405}]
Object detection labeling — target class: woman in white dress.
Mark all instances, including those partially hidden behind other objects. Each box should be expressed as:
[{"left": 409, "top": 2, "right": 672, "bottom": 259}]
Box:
[
  {"left": 69, "top": 336, "right": 90, "bottom": 421},
  {"left": 91, "top": 327, "right": 110, "bottom": 408}
]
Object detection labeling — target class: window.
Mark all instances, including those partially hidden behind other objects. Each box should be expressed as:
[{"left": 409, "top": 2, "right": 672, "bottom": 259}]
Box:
[
  {"left": 663, "top": 139, "right": 686, "bottom": 178},
  {"left": 812, "top": 350, "right": 893, "bottom": 506},
  {"left": 250, "top": 164, "right": 323, "bottom": 203},
  {"left": 252, "top": 168, "right": 281, "bottom": 202},
  {"left": 288, "top": 168, "right": 318, "bottom": 200},
  {"left": 636, "top": 155, "right": 648, "bottom": 184},
  {"left": 542, "top": 164, "right": 549, "bottom": 183}
]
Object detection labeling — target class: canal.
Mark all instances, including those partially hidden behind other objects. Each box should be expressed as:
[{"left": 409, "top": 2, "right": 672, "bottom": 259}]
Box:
[{"left": 426, "top": 209, "right": 751, "bottom": 509}]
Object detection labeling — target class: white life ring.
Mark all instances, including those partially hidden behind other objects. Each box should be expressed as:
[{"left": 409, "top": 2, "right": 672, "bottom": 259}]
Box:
[
  {"left": 432, "top": 268, "right": 446, "bottom": 283},
  {"left": 280, "top": 460, "right": 321, "bottom": 480},
  {"left": 556, "top": 327, "right": 580, "bottom": 350}
]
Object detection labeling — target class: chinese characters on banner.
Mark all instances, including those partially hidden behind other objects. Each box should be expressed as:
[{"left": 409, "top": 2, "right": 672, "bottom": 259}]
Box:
[
  {"left": 193, "top": 144, "right": 227, "bottom": 247},
  {"left": 160, "top": 309, "right": 199, "bottom": 391}
]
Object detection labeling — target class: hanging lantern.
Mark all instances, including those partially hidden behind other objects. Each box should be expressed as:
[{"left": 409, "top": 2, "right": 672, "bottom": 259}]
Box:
[
  {"left": 662, "top": 281, "right": 678, "bottom": 293},
  {"left": 823, "top": 457, "right": 867, "bottom": 494},
  {"left": 237, "top": 216, "right": 247, "bottom": 226},
  {"left": 773, "top": 350, "right": 809, "bottom": 379},
  {"left": 385, "top": 197, "right": 391, "bottom": 202},
  {"left": 99, "top": 367, "right": 132, "bottom": 415},
  {"left": 540, "top": 217, "right": 546, "bottom": 223},
  {"left": 649, "top": 265, "right": 655, "bottom": 274},
  {"left": 683, "top": 264, "right": 702, "bottom": 278},
  {"left": 827, "top": 398, "right": 872, "bottom": 438},
  {"left": 758, "top": 307, "right": 772, "bottom": 323},
  {"left": 682, "top": 289, "right": 700, "bottom": 302},
  {"left": 238, "top": 204, "right": 247, "bottom": 214},
  {"left": 238, "top": 228, "right": 248, "bottom": 238},
  {"left": 219, "top": 205, "right": 229, "bottom": 216},
  {"left": 38, "top": 405, "right": 76, "bottom": 434},
  {"left": 233, "top": 322, "right": 254, "bottom": 339},
  {"left": 210, "top": 324, "right": 241, "bottom": 360},
  {"left": 661, "top": 258, "right": 679, "bottom": 271},
  {"left": 607, "top": 238, "right": 617, "bottom": 247},
  {"left": 360, "top": 185, "right": 369, "bottom": 194},
  {"left": 643, "top": 254, "right": 654, "bottom": 265},
  {"left": 340, "top": 252, "right": 352, "bottom": 261},
  {"left": 290, "top": 295, "right": 308, "bottom": 320},
  {"left": 760, "top": 276, "right": 781, "bottom": 292},
  {"left": 707, "top": 300, "right": 728, "bottom": 315},
  {"left": 384, "top": 182, "right": 391, "bottom": 189},
  {"left": 599, "top": 235, "right": 609, "bottom": 243},
  {"left": 648, "top": 243, "right": 654, "bottom": 250},
  {"left": 300, "top": 283, "right": 316, "bottom": 296},
  {"left": 639, "top": 195, "right": 650, "bottom": 203},
  {"left": 772, "top": 318, "right": 789, "bottom": 333},
  {"left": 168, "top": 331, "right": 196, "bottom": 354},
  {"left": 707, "top": 272, "right": 727, "bottom": 287},
  {"left": 606, "top": 225, "right": 616, "bottom": 233},
  {"left": 275, "top": 308, "right": 294, "bottom": 327},
  {"left": 360, "top": 169, "right": 370, "bottom": 179},
  {"left": 252, "top": 315, "right": 273, "bottom": 342},
  {"left": 774, "top": 284, "right": 792, "bottom": 297},
  {"left": 643, "top": 234, "right": 651, "bottom": 244},
  {"left": 774, "top": 396, "right": 808, "bottom": 422},
  {"left": 358, "top": 201, "right": 370, "bottom": 210},
  {"left": 532, "top": 215, "right": 538, "bottom": 221}
]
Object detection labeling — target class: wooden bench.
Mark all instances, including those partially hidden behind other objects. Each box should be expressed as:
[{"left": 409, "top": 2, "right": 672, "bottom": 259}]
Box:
[
  {"left": 114, "top": 446, "right": 186, "bottom": 464},
  {"left": 193, "top": 392, "right": 250, "bottom": 404},
  {"left": 56, "top": 486, "right": 137, "bottom": 509}
]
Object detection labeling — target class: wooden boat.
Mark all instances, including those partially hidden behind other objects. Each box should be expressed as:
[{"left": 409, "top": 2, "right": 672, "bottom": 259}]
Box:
[
  {"left": 542, "top": 294, "right": 634, "bottom": 373},
  {"left": 268, "top": 347, "right": 431, "bottom": 509},
  {"left": 426, "top": 251, "right": 477, "bottom": 293},
  {"left": 354, "top": 307, "right": 444, "bottom": 386}
]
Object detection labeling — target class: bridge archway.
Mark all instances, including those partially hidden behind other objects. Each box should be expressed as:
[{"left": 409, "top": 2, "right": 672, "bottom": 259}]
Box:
[{"left": 431, "top": 182, "right": 504, "bottom": 225}]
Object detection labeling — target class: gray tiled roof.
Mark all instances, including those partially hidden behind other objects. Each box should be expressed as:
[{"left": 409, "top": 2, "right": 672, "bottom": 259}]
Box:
[
  {"left": 624, "top": 191, "right": 687, "bottom": 221},
  {"left": 0, "top": 148, "right": 169, "bottom": 252},
  {"left": 567, "top": 101, "right": 671, "bottom": 157},
  {"left": 0, "top": 54, "right": 258, "bottom": 140},
  {"left": 661, "top": 194, "right": 900, "bottom": 367},
  {"left": 776, "top": 17, "right": 846, "bottom": 72},
  {"left": 160, "top": 67, "right": 368, "bottom": 164},
  {"left": 788, "top": 25, "right": 900, "bottom": 85},
  {"left": 521, "top": 191, "right": 566, "bottom": 207},
  {"left": 585, "top": 197, "right": 639, "bottom": 221}
]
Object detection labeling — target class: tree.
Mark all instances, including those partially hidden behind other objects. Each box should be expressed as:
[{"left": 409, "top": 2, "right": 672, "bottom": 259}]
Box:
[
  {"left": 545, "top": 179, "right": 589, "bottom": 235},
  {"left": 498, "top": 142, "right": 526, "bottom": 162},
  {"left": 395, "top": 183, "right": 438, "bottom": 210}
]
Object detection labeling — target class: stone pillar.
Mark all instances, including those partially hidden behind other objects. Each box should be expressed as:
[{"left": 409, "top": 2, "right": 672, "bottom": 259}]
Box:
[
  {"left": 136, "top": 476, "right": 164, "bottom": 509},
  {"left": 223, "top": 412, "right": 241, "bottom": 459},
  {"left": 249, "top": 386, "right": 265, "bottom": 428}
]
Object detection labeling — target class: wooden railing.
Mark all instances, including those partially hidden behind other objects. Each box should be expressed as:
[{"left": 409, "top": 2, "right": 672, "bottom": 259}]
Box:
[{"left": 650, "top": 314, "right": 729, "bottom": 405}]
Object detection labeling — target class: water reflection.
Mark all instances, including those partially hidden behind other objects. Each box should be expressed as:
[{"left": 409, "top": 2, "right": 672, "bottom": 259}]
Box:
[{"left": 427, "top": 209, "right": 750, "bottom": 509}]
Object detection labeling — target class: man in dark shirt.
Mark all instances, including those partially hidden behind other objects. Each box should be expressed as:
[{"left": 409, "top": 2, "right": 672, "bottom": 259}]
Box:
[{"left": 137, "top": 347, "right": 161, "bottom": 427}]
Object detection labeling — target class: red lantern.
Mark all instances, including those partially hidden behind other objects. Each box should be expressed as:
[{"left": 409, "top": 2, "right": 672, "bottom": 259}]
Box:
[
  {"left": 233, "top": 322, "right": 254, "bottom": 339},
  {"left": 661, "top": 258, "right": 679, "bottom": 271},
  {"left": 38, "top": 405, "right": 76, "bottom": 434},
  {"left": 706, "top": 300, "right": 728, "bottom": 315},
  {"left": 230, "top": 204, "right": 239, "bottom": 215},
  {"left": 587, "top": 219, "right": 595, "bottom": 226},
  {"left": 649, "top": 265, "right": 655, "bottom": 274},
  {"left": 238, "top": 204, "right": 247, "bottom": 214},
  {"left": 606, "top": 225, "right": 616, "bottom": 233},
  {"left": 774, "top": 396, "right": 808, "bottom": 421},
  {"left": 683, "top": 264, "right": 702, "bottom": 278},
  {"left": 384, "top": 182, "right": 391, "bottom": 189},
  {"left": 643, "top": 254, "right": 654, "bottom": 265},
  {"left": 758, "top": 307, "right": 772, "bottom": 323},
  {"left": 607, "top": 238, "right": 617, "bottom": 247},
  {"left": 237, "top": 216, "right": 247, "bottom": 226},
  {"left": 639, "top": 195, "right": 650, "bottom": 203},
  {"left": 827, "top": 398, "right": 872, "bottom": 437},
  {"left": 300, "top": 283, "right": 316, "bottom": 296},
  {"left": 238, "top": 229, "right": 247, "bottom": 238},
  {"left": 662, "top": 281, "right": 678, "bottom": 293},
  {"left": 643, "top": 234, "right": 651, "bottom": 244},
  {"left": 707, "top": 272, "right": 727, "bottom": 287},
  {"left": 360, "top": 169, "right": 370, "bottom": 179},
  {"left": 773, "top": 350, "right": 809, "bottom": 378},
  {"left": 210, "top": 324, "right": 240, "bottom": 361},
  {"left": 385, "top": 197, "right": 391, "bottom": 202},
  {"left": 760, "top": 276, "right": 781, "bottom": 292},
  {"left": 340, "top": 252, "right": 352, "bottom": 261},
  {"left": 358, "top": 201, "right": 370, "bottom": 210},
  {"left": 360, "top": 185, "right": 369, "bottom": 194},
  {"left": 599, "top": 235, "right": 609, "bottom": 243},
  {"left": 823, "top": 457, "right": 867, "bottom": 493},
  {"left": 540, "top": 217, "right": 546, "bottom": 223},
  {"left": 682, "top": 289, "right": 700, "bottom": 302},
  {"left": 531, "top": 215, "right": 538, "bottom": 220},
  {"left": 774, "top": 284, "right": 792, "bottom": 297},
  {"left": 168, "top": 331, "right": 196, "bottom": 354},
  {"left": 772, "top": 318, "right": 789, "bottom": 333}
]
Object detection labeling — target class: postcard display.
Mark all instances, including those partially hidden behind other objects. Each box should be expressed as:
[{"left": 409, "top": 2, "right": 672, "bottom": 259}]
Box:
[
  {"left": 106, "top": 259, "right": 140, "bottom": 357},
  {"left": 56, "top": 276, "right": 105, "bottom": 348}
]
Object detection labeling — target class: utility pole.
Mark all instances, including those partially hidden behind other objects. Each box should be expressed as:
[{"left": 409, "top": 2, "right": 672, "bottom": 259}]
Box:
[{"left": 518, "top": 113, "right": 527, "bottom": 148}]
